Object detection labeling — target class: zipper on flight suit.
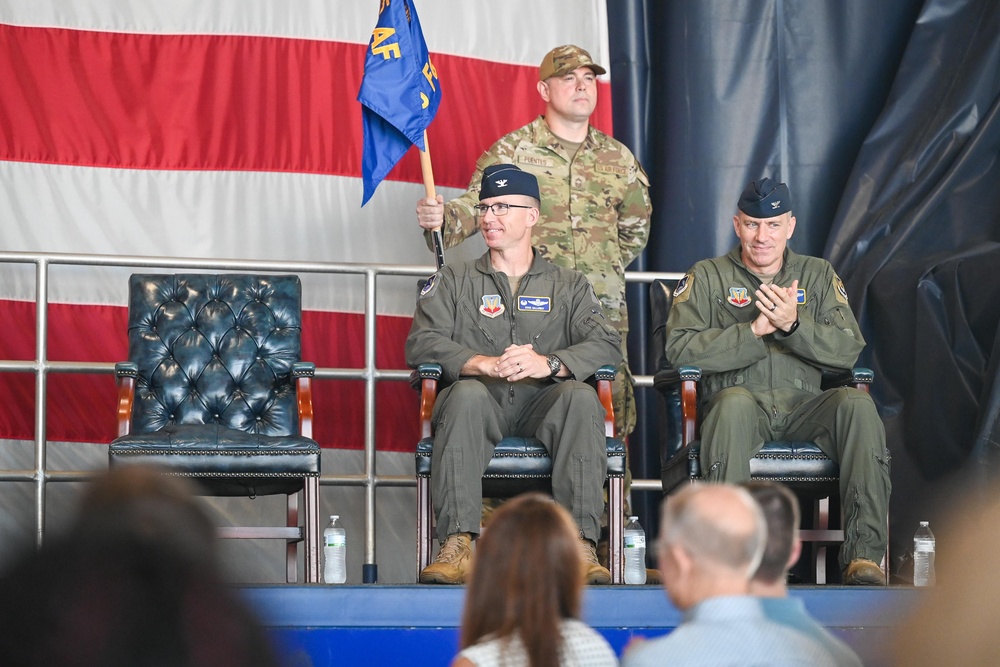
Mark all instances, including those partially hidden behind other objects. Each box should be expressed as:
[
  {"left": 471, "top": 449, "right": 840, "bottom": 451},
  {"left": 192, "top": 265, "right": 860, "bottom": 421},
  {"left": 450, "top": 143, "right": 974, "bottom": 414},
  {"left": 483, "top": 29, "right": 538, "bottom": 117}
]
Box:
[
  {"left": 464, "top": 302, "right": 496, "bottom": 345},
  {"left": 499, "top": 272, "right": 522, "bottom": 405}
]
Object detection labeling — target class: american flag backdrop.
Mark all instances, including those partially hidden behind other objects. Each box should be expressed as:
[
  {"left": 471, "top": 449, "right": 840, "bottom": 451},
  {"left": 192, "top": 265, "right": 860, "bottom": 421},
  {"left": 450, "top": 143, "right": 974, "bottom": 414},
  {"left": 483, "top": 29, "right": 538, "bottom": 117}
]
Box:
[{"left": 0, "top": 1, "right": 613, "bottom": 455}]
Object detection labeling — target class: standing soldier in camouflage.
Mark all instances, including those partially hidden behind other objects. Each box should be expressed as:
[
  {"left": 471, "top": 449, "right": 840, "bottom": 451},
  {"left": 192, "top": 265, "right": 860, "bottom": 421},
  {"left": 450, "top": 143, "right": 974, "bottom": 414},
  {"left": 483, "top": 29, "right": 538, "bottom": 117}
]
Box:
[{"left": 415, "top": 43, "right": 651, "bottom": 454}]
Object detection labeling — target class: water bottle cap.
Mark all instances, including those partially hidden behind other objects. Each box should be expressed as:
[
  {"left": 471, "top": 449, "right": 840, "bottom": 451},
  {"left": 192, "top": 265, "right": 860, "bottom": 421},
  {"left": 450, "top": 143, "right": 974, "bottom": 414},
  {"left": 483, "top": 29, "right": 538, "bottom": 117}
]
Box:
[
  {"left": 330, "top": 515, "right": 339, "bottom": 521},
  {"left": 919, "top": 521, "right": 928, "bottom": 526},
  {"left": 628, "top": 516, "right": 638, "bottom": 521}
]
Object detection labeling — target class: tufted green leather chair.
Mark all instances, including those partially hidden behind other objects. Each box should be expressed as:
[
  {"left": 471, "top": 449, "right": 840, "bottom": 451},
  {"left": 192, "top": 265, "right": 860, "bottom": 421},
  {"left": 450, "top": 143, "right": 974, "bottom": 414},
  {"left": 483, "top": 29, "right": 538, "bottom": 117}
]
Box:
[{"left": 109, "top": 274, "right": 321, "bottom": 583}]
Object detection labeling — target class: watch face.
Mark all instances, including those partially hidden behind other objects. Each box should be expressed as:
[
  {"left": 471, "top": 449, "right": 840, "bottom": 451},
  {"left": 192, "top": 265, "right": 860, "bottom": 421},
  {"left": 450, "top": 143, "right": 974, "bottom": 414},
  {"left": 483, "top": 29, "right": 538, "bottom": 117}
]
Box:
[{"left": 547, "top": 355, "right": 561, "bottom": 376}]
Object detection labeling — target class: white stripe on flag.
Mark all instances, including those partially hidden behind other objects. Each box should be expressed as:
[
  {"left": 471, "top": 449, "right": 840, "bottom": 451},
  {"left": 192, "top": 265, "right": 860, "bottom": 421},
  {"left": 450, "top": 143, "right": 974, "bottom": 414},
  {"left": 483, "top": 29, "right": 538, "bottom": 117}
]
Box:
[
  {"left": 1, "top": 0, "right": 609, "bottom": 70},
  {"left": 0, "top": 161, "right": 467, "bottom": 313}
]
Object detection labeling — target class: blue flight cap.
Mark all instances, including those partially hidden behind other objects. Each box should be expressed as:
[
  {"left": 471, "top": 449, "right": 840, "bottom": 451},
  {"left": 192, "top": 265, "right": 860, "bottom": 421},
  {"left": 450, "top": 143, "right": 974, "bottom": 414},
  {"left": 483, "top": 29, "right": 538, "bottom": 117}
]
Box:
[
  {"left": 738, "top": 178, "right": 792, "bottom": 218},
  {"left": 479, "top": 164, "right": 540, "bottom": 201}
]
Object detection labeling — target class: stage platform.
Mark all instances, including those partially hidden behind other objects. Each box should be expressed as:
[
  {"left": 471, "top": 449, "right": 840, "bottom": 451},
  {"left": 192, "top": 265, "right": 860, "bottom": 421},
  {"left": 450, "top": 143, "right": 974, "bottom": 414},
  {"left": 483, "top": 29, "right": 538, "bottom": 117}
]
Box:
[{"left": 242, "top": 584, "right": 922, "bottom": 666}]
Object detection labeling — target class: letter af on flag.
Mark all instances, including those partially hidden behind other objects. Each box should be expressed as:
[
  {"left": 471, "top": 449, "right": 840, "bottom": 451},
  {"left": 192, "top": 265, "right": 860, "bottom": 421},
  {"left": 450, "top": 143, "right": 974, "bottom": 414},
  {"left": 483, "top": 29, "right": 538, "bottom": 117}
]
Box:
[{"left": 358, "top": 0, "right": 442, "bottom": 205}]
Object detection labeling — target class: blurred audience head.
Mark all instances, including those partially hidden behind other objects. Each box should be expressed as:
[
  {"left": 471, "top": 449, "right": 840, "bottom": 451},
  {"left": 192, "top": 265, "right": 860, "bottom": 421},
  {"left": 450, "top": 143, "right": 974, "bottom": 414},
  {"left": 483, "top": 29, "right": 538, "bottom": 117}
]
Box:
[
  {"left": 0, "top": 465, "right": 282, "bottom": 667},
  {"left": 743, "top": 481, "right": 801, "bottom": 592},
  {"left": 657, "top": 482, "right": 767, "bottom": 610}
]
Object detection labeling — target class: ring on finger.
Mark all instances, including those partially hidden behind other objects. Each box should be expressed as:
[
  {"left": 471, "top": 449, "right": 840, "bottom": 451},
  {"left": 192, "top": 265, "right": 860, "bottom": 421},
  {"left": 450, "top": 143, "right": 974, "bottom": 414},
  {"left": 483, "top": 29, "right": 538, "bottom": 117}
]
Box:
[{"left": 770, "top": 304, "right": 777, "bottom": 311}]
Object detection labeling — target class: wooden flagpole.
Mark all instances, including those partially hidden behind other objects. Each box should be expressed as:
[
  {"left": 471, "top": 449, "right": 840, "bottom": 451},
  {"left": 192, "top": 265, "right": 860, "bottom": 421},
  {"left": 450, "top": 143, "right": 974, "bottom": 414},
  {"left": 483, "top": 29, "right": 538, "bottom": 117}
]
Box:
[{"left": 419, "top": 130, "right": 446, "bottom": 269}]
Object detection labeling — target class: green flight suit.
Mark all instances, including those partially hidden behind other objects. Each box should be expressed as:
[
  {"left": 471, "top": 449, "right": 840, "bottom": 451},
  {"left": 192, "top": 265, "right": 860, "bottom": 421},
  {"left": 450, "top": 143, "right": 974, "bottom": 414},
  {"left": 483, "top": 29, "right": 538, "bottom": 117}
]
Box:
[
  {"left": 405, "top": 250, "right": 622, "bottom": 543},
  {"left": 665, "top": 247, "right": 891, "bottom": 569}
]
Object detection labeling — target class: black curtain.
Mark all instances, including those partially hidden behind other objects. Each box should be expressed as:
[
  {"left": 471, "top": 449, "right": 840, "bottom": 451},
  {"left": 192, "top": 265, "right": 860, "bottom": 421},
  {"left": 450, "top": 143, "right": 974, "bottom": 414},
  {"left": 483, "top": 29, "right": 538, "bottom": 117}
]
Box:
[{"left": 609, "top": 0, "right": 1000, "bottom": 569}]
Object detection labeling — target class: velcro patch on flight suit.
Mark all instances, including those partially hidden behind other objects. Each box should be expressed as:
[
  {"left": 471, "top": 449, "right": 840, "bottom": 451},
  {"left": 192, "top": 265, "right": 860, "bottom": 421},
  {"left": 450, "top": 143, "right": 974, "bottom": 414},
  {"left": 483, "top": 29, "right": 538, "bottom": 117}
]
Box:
[
  {"left": 727, "top": 286, "right": 751, "bottom": 308},
  {"left": 518, "top": 296, "right": 551, "bottom": 312},
  {"left": 419, "top": 274, "right": 439, "bottom": 299},
  {"left": 673, "top": 273, "right": 694, "bottom": 303},
  {"left": 834, "top": 276, "right": 849, "bottom": 304},
  {"left": 480, "top": 294, "right": 505, "bottom": 318}
]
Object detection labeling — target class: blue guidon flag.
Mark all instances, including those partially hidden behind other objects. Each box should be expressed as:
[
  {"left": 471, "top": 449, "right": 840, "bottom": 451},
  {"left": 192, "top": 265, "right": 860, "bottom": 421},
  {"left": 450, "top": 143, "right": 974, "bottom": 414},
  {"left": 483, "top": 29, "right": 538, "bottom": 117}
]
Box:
[{"left": 358, "top": 0, "right": 442, "bottom": 205}]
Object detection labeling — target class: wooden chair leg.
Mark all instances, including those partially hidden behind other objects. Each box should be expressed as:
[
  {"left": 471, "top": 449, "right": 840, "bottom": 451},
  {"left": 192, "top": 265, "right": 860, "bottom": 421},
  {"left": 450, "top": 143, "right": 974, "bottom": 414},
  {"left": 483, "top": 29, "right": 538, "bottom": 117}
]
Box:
[{"left": 417, "top": 475, "right": 432, "bottom": 581}]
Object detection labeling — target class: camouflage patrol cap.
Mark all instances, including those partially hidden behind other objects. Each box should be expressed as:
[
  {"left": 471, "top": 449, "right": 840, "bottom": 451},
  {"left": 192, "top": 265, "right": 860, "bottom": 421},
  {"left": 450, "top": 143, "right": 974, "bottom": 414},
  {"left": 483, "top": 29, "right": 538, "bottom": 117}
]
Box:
[
  {"left": 480, "top": 164, "right": 540, "bottom": 201},
  {"left": 538, "top": 44, "right": 607, "bottom": 81},
  {"left": 737, "top": 178, "right": 792, "bottom": 218}
]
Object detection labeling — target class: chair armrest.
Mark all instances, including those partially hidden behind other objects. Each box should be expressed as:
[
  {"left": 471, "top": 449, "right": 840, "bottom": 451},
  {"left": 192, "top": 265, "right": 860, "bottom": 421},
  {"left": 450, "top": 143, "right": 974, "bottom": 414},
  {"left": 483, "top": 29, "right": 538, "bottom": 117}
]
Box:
[
  {"left": 653, "top": 365, "right": 702, "bottom": 389},
  {"left": 821, "top": 367, "right": 874, "bottom": 393},
  {"left": 412, "top": 363, "right": 442, "bottom": 439},
  {"left": 594, "top": 364, "right": 616, "bottom": 382},
  {"left": 591, "top": 365, "right": 617, "bottom": 438},
  {"left": 291, "top": 362, "right": 316, "bottom": 439},
  {"left": 114, "top": 362, "right": 137, "bottom": 437},
  {"left": 409, "top": 363, "right": 443, "bottom": 390},
  {"left": 653, "top": 365, "right": 702, "bottom": 447}
]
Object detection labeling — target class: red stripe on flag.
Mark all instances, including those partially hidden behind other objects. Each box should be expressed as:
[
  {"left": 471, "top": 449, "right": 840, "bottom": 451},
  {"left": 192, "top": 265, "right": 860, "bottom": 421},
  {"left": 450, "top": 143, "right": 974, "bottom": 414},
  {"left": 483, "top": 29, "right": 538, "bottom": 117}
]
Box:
[
  {"left": 0, "top": 300, "right": 416, "bottom": 452},
  {"left": 0, "top": 24, "right": 613, "bottom": 190}
]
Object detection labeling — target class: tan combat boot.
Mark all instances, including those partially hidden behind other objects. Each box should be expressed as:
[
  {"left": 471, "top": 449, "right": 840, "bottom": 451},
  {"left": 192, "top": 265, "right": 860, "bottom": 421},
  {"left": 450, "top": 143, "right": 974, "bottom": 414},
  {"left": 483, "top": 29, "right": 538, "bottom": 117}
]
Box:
[
  {"left": 843, "top": 558, "right": 886, "bottom": 585},
  {"left": 420, "top": 532, "right": 474, "bottom": 584},
  {"left": 580, "top": 538, "right": 611, "bottom": 585}
]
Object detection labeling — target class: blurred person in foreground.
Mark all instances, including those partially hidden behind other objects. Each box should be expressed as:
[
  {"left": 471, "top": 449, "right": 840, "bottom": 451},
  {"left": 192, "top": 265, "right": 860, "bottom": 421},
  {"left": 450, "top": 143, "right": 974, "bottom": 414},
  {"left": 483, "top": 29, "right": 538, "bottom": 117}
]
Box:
[
  {"left": 665, "top": 177, "right": 891, "bottom": 585},
  {"left": 744, "top": 481, "right": 863, "bottom": 666},
  {"left": 622, "top": 483, "right": 837, "bottom": 667},
  {"left": 0, "top": 466, "right": 283, "bottom": 667},
  {"left": 892, "top": 491, "right": 1000, "bottom": 666},
  {"left": 452, "top": 492, "right": 617, "bottom": 667}
]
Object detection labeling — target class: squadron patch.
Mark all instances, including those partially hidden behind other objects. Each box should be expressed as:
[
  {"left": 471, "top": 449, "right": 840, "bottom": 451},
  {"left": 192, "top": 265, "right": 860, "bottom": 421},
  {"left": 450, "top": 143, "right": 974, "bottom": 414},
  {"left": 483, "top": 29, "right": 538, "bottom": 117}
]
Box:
[
  {"left": 834, "top": 276, "right": 849, "bottom": 305},
  {"left": 797, "top": 288, "right": 807, "bottom": 305},
  {"left": 673, "top": 273, "right": 694, "bottom": 304},
  {"left": 419, "top": 273, "right": 439, "bottom": 298},
  {"left": 727, "top": 286, "right": 751, "bottom": 308},
  {"left": 518, "top": 295, "right": 551, "bottom": 312},
  {"left": 480, "top": 294, "right": 505, "bottom": 318}
]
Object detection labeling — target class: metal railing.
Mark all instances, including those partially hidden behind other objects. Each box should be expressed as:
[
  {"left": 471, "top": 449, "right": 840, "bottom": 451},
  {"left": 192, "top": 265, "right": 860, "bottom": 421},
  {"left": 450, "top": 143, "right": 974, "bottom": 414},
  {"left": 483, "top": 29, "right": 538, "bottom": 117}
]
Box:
[{"left": 0, "top": 250, "right": 682, "bottom": 576}]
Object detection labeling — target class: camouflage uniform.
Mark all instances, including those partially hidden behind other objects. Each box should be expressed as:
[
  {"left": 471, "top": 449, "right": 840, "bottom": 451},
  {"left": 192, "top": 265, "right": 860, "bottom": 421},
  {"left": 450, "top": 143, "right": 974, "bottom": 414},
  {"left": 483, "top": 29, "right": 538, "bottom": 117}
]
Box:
[{"left": 430, "top": 116, "right": 652, "bottom": 437}]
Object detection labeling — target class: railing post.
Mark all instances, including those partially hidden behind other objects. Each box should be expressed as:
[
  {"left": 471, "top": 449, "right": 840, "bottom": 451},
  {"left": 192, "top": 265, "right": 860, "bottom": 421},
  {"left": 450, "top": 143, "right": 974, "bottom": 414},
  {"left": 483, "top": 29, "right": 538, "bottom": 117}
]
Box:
[
  {"left": 363, "top": 267, "right": 378, "bottom": 583},
  {"left": 33, "top": 258, "right": 49, "bottom": 548}
]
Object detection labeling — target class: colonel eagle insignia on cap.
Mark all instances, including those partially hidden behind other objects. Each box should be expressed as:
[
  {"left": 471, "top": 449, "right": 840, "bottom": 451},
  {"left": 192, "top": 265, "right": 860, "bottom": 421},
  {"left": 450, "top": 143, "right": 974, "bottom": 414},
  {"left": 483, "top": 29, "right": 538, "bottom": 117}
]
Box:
[{"left": 479, "top": 164, "right": 540, "bottom": 201}]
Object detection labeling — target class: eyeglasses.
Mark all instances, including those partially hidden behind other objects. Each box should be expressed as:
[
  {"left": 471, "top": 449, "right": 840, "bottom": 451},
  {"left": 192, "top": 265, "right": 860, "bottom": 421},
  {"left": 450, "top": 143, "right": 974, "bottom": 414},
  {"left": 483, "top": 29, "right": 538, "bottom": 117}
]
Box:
[{"left": 473, "top": 203, "right": 534, "bottom": 217}]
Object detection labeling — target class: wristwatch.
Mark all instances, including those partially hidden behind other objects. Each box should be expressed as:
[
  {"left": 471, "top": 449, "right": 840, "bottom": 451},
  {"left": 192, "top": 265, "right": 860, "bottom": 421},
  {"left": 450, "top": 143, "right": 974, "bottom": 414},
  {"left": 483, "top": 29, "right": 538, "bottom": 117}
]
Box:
[
  {"left": 546, "top": 354, "right": 562, "bottom": 378},
  {"left": 777, "top": 318, "right": 800, "bottom": 337}
]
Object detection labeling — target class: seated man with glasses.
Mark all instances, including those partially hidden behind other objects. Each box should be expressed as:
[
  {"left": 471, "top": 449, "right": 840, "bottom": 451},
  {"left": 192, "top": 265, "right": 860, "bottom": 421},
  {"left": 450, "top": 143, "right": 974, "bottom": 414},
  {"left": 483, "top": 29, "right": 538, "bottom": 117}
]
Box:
[{"left": 406, "top": 164, "right": 622, "bottom": 585}]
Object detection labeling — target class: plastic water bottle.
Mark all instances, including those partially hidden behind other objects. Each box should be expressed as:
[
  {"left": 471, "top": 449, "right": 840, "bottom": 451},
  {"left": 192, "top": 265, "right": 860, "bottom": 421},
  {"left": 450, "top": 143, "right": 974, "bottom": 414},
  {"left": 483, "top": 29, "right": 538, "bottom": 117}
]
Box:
[
  {"left": 323, "top": 515, "right": 347, "bottom": 584},
  {"left": 624, "top": 516, "right": 647, "bottom": 585},
  {"left": 912, "top": 521, "right": 935, "bottom": 587}
]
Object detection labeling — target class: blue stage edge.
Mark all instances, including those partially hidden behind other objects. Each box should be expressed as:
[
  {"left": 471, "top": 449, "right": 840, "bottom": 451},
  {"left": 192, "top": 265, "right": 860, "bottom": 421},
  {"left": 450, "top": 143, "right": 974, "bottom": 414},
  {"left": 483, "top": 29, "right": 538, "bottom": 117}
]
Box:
[{"left": 241, "top": 585, "right": 922, "bottom": 666}]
